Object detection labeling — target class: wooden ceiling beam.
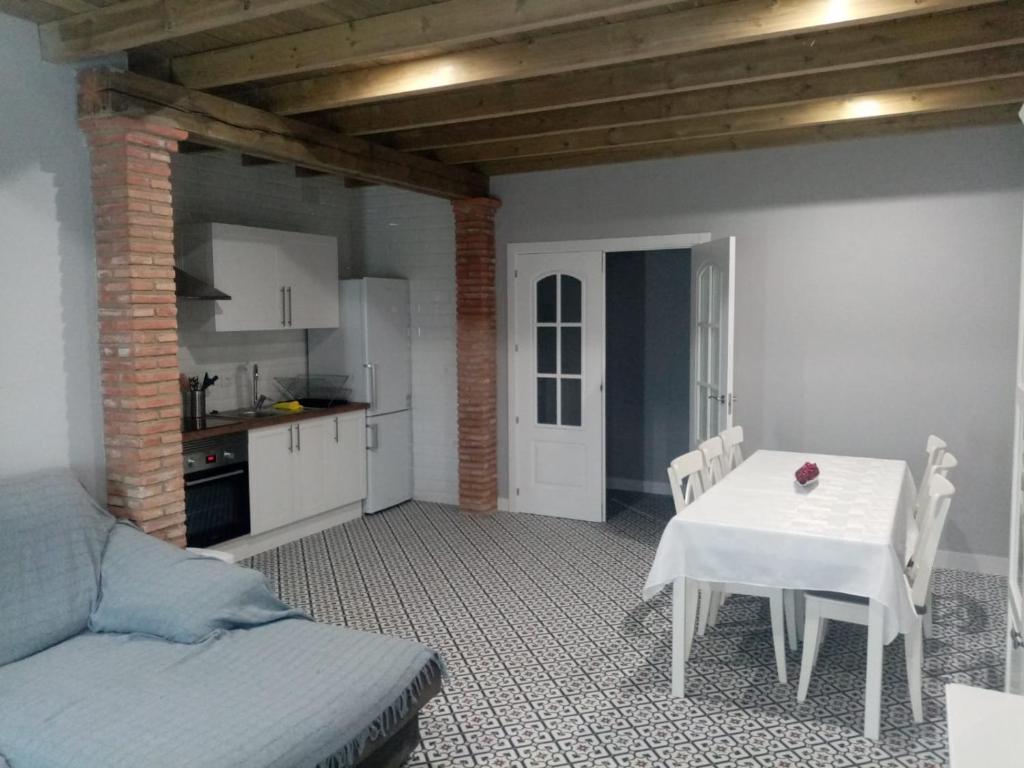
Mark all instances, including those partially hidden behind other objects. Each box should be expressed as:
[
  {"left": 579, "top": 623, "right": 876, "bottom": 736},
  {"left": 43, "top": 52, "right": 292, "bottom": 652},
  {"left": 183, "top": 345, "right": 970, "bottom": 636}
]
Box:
[
  {"left": 390, "top": 46, "right": 1024, "bottom": 150},
  {"left": 438, "top": 76, "right": 1024, "bottom": 164},
  {"left": 77, "top": 68, "right": 488, "bottom": 200},
  {"left": 39, "top": 0, "right": 329, "bottom": 62},
  {"left": 254, "top": 0, "right": 1005, "bottom": 116},
  {"left": 477, "top": 104, "right": 1021, "bottom": 175},
  {"left": 327, "top": 1, "right": 1024, "bottom": 135},
  {"left": 170, "top": 0, "right": 689, "bottom": 91}
]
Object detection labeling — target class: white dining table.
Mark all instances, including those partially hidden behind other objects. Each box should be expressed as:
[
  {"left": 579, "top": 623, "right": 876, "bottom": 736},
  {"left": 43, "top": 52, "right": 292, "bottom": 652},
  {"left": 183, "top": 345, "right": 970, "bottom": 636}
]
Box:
[{"left": 644, "top": 450, "right": 918, "bottom": 737}]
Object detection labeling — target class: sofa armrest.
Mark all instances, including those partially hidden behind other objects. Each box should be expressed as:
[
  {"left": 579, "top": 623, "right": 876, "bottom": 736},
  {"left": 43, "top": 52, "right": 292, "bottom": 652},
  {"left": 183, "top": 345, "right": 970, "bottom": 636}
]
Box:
[{"left": 185, "top": 547, "right": 236, "bottom": 564}]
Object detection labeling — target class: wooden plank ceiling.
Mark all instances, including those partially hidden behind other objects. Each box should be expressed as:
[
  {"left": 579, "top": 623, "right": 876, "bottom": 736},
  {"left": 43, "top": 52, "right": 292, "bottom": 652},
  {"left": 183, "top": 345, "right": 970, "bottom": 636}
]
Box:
[{"left": 5, "top": 0, "right": 1023, "bottom": 194}]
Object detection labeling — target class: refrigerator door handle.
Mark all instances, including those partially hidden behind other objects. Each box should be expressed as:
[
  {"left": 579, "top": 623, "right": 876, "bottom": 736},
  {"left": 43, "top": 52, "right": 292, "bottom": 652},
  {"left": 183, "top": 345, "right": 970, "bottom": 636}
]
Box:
[
  {"left": 366, "top": 423, "right": 379, "bottom": 451},
  {"left": 363, "top": 363, "right": 377, "bottom": 411}
]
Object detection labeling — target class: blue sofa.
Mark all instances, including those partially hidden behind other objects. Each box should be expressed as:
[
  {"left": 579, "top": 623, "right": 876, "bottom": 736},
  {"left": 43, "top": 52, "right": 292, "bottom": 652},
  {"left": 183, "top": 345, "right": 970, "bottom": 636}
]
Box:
[{"left": 0, "top": 469, "right": 443, "bottom": 768}]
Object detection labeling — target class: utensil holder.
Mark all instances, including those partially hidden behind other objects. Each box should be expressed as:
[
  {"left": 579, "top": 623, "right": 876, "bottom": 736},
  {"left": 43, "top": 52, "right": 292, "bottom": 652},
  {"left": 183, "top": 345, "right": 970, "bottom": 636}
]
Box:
[{"left": 183, "top": 390, "right": 206, "bottom": 424}]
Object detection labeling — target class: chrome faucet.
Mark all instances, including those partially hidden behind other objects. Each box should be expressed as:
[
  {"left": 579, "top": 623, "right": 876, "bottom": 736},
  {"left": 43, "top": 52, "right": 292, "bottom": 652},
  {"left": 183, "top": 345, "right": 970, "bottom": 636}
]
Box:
[{"left": 252, "top": 364, "right": 267, "bottom": 411}]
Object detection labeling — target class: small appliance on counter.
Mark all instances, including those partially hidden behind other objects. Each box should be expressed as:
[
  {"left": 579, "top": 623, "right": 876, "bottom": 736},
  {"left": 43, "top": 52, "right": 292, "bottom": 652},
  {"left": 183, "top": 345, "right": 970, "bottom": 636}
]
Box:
[
  {"left": 183, "top": 432, "right": 250, "bottom": 548},
  {"left": 308, "top": 278, "right": 412, "bottom": 514}
]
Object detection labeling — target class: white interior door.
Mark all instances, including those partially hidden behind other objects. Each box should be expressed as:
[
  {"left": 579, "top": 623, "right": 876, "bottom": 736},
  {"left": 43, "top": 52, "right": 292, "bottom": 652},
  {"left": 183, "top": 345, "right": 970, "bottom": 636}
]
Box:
[
  {"left": 513, "top": 251, "right": 604, "bottom": 521},
  {"left": 690, "top": 237, "right": 736, "bottom": 445},
  {"left": 1008, "top": 202, "right": 1024, "bottom": 694}
]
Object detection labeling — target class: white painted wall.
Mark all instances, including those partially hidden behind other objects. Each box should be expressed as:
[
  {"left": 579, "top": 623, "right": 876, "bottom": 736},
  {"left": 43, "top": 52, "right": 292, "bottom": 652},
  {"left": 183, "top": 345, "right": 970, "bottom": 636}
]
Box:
[
  {"left": 494, "top": 125, "right": 1024, "bottom": 558},
  {"left": 349, "top": 186, "right": 459, "bottom": 504},
  {"left": 173, "top": 150, "right": 354, "bottom": 412},
  {"left": 0, "top": 14, "right": 105, "bottom": 496}
]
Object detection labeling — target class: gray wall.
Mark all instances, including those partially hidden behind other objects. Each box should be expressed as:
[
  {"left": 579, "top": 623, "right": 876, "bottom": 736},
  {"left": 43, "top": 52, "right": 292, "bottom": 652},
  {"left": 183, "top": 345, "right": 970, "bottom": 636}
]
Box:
[
  {"left": 494, "top": 125, "right": 1024, "bottom": 558},
  {"left": 0, "top": 14, "right": 105, "bottom": 496},
  {"left": 606, "top": 250, "right": 691, "bottom": 490}
]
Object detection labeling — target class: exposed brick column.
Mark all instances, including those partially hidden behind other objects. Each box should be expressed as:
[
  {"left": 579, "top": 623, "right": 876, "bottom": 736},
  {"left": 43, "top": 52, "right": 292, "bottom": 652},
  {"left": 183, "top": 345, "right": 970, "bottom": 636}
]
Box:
[
  {"left": 453, "top": 197, "right": 501, "bottom": 512},
  {"left": 79, "top": 115, "right": 188, "bottom": 546}
]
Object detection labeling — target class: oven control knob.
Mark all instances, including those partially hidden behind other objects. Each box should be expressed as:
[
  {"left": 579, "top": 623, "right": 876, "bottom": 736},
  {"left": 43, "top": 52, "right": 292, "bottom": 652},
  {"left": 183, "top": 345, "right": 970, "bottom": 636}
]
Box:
[
  {"left": 223, "top": 451, "right": 235, "bottom": 460},
  {"left": 186, "top": 457, "right": 195, "bottom": 467}
]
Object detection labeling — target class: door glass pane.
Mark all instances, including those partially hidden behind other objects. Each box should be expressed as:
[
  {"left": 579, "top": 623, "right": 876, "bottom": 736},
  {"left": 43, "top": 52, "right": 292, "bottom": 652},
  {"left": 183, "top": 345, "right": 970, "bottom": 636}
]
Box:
[
  {"left": 537, "top": 327, "right": 557, "bottom": 373},
  {"left": 561, "top": 379, "right": 582, "bottom": 426},
  {"left": 537, "top": 275, "right": 557, "bottom": 323},
  {"left": 699, "top": 267, "right": 711, "bottom": 324},
  {"left": 708, "top": 326, "right": 720, "bottom": 389},
  {"left": 709, "top": 264, "right": 721, "bottom": 327},
  {"left": 537, "top": 378, "right": 557, "bottom": 424},
  {"left": 698, "top": 384, "right": 708, "bottom": 439},
  {"left": 561, "top": 327, "right": 581, "bottom": 374},
  {"left": 561, "top": 275, "right": 582, "bottom": 323}
]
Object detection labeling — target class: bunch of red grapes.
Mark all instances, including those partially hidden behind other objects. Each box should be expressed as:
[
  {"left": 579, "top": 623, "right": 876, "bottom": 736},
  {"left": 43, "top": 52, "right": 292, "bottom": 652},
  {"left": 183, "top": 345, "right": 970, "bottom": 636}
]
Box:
[{"left": 795, "top": 462, "right": 820, "bottom": 485}]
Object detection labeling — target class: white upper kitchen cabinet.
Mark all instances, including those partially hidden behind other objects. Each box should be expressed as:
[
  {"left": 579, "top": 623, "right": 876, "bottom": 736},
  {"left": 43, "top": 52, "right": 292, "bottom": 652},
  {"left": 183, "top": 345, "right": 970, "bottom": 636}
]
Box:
[{"left": 178, "top": 222, "right": 339, "bottom": 332}]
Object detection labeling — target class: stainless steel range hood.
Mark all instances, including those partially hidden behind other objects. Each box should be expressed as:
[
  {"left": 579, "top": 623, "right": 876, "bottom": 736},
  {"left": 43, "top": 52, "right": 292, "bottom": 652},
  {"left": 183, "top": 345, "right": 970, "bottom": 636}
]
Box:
[{"left": 174, "top": 267, "right": 231, "bottom": 301}]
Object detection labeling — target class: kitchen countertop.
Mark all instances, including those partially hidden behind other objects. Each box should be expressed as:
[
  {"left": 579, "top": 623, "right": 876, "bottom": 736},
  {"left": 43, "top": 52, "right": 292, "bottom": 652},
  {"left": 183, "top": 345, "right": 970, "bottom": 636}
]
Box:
[{"left": 182, "top": 402, "right": 369, "bottom": 442}]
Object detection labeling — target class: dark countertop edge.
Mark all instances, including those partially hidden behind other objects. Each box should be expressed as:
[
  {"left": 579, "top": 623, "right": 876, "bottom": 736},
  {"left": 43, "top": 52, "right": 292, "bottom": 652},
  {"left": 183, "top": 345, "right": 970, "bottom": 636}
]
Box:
[{"left": 182, "top": 402, "right": 369, "bottom": 442}]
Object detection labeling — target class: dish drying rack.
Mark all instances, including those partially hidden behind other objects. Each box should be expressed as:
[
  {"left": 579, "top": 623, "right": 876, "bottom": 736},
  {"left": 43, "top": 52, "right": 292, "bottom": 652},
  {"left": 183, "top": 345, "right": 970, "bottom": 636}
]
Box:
[{"left": 275, "top": 375, "right": 351, "bottom": 408}]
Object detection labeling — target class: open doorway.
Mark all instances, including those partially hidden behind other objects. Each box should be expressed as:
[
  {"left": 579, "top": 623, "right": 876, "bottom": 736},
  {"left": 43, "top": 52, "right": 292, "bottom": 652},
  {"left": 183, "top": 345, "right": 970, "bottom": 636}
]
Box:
[
  {"left": 606, "top": 249, "right": 691, "bottom": 517},
  {"left": 507, "top": 234, "right": 733, "bottom": 523}
]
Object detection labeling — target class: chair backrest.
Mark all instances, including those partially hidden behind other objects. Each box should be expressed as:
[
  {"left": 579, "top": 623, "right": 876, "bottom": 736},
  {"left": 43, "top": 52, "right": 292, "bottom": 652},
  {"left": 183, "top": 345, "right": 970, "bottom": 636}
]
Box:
[
  {"left": 907, "top": 474, "right": 955, "bottom": 610},
  {"left": 915, "top": 451, "right": 957, "bottom": 523},
  {"left": 667, "top": 450, "right": 707, "bottom": 514},
  {"left": 719, "top": 426, "right": 745, "bottom": 474},
  {"left": 916, "top": 435, "right": 948, "bottom": 510},
  {"left": 698, "top": 436, "right": 725, "bottom": 487}
]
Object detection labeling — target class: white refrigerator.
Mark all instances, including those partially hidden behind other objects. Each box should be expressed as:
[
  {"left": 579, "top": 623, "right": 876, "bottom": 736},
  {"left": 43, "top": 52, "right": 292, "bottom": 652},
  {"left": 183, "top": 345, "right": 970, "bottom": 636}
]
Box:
[{"left": 308, "top": 278, "right": 412, "bottom": 514}]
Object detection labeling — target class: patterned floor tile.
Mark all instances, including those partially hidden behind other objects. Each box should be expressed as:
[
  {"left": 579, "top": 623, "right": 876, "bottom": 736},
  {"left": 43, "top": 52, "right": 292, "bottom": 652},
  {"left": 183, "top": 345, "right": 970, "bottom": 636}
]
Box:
[{"left": 246, "top": 491, "right": 1005, "bottom": 767}]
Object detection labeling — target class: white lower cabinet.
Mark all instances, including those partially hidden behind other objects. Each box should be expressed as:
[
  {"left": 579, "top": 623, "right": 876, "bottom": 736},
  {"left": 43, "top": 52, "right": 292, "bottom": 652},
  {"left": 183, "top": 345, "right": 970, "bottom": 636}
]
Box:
[{"left": 249, "top": 411, "right": 367, "bottom": 536}]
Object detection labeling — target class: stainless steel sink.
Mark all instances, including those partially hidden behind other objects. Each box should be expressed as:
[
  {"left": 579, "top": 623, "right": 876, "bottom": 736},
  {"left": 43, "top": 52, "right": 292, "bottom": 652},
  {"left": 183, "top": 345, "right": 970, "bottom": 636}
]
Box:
[{"left": 217, "top": 409, "right": 279, "bottom": 419}]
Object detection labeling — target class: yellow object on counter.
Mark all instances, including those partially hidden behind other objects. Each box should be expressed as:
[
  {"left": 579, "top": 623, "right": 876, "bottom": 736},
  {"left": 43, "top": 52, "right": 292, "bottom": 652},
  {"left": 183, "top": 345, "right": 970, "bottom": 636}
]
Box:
[{"left": 272, "top": 400, "right": 303, "bottom": 412}]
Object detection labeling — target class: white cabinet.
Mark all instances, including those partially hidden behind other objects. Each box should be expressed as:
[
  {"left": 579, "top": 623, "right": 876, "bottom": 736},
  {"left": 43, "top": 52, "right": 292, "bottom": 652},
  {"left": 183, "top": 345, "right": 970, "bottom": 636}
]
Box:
[
  {"left": 325, "top": 410, "right": 368, "bottom": 510},
  {"left": 248, "top": 411, "right": 367, "bottom": 536},
  {"left": 178, "top": 223, "right": 339, "bottom": 332},
  {"left": 248, "top": 423, "right": 297, "bottom": 535}
]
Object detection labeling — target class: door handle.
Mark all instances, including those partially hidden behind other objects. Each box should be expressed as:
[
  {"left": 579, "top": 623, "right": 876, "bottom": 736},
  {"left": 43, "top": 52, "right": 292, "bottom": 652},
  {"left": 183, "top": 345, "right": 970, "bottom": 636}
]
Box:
[
  {"left": 286, "top": 286, "right": 293, "bottom": 326},
  {"left": 708, "top": 394, "right": 725, "bottom": 404},
  {"left": 295, "top": 422, "right": 301, "bottom": 451},
  {"left": 367, "top": 423, "right": 379, "bottom": 451},
  {"left": 288, "top": 424, "right": 293, "bottom": 453},
  {"left": 364, "top": 363, "right": 377, "bottom": 411},
  {"left": 334, "top": 416, "right": 339, "bottom": 443},
  {"left": 185, "top": 469, "right": 246, "bottom": 488},
  {"left": 280, "top": 287, "right": 286, "bottom": 327}
]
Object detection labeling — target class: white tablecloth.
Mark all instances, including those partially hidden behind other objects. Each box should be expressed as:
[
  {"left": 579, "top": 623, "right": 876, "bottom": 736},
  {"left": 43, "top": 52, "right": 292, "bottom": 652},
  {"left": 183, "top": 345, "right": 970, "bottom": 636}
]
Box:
[{"left": 644, "top": 450, "right": 919, "bottom": 642}]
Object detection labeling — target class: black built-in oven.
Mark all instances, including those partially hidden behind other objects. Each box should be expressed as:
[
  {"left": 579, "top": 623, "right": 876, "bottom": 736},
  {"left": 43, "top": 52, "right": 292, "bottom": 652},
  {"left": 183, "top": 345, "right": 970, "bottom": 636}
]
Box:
[{"left": 183, "top": 433, "right": 250, "bottom": 548}]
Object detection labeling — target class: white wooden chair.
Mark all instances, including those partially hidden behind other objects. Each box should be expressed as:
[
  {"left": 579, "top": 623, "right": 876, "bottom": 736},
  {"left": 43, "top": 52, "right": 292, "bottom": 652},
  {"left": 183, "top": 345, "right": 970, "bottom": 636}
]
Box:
[
  {"left": 667, "top": 450, "right": 707, "bottom": 512},
  {"left": 698, "top": 436, "right": 726, "bottom": 487},
  {"left": 796, "top": 474, "right": 956, "bottom": 739},
  {"left": 719, "top": 426, "right": 745, "bottom": 475},
  {"left": 915, "top": 435, "right": 948, "bottom": 513},
  {"left": 666, "top": 450, "right": 711, "bottom": 662},
  {"left": 915, "top": 451, "right": 956, "bottom": 638}
]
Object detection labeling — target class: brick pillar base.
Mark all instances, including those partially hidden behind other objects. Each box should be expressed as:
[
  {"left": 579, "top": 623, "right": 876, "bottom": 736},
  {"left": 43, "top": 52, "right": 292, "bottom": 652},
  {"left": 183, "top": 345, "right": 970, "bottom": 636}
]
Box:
[
  {"left": 453, "top": 197, "right": 501, "bottom": 512},
  {"left": 79, "top": 114, "right": 188, "bottom": 545}
]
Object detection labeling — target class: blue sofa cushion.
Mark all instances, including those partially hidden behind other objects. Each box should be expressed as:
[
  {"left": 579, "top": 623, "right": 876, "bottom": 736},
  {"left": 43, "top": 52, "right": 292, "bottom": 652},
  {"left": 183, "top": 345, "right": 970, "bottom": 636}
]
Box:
[
  {"left": 0, "top": 469, "right": 114, "bottom": 666},
  {"left": 0, "top": 620, "right": 444, "bottom": 768},
  {"left": 90, "top": 522, "right": 305, "bottom": 642}
]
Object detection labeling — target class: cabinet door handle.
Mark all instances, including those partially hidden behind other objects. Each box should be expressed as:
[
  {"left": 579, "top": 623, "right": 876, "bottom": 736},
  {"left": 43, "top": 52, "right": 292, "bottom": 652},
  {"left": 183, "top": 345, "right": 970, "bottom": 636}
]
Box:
[
  {"left": 280, "top": 287, "right": 286, "bottom": 327},
  {"left": 295, "top": 422, "right": 301, "bottom": 451},
  {"left": 334, "top": 416, "right": 339, "bottom": 442},
  {"left": 287, "top": 286, "right": 293, "bottom": 326},
  {"left": 288, "top": 424, "right": 293, "bottom": 453}
]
